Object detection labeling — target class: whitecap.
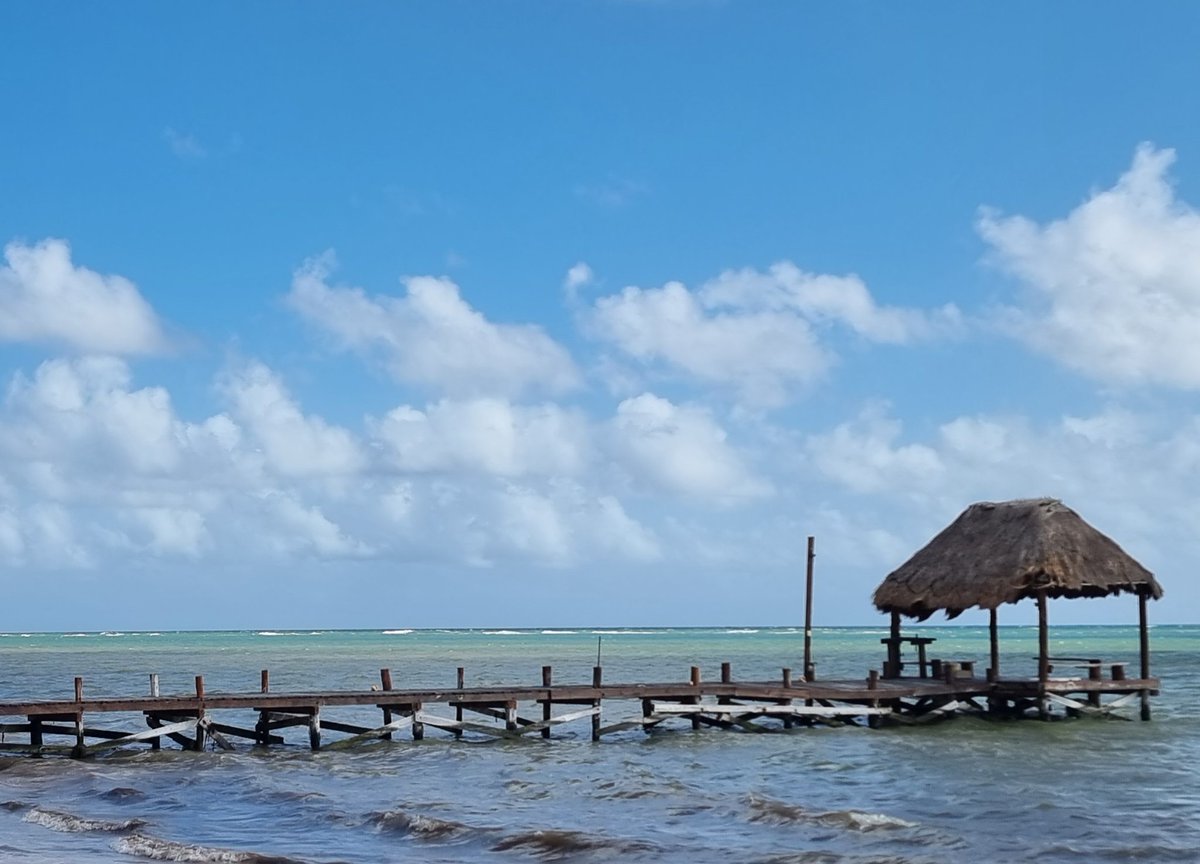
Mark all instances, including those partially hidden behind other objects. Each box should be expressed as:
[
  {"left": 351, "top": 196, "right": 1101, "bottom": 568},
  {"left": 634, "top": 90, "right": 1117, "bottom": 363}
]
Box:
[
  {"left": 483, "top": 630, "right": 523, "bottom": 636},
  {"left": 23, "top": 807, "right": 144, "bottom": 833},
  {"left": 115, "top": 834, "right": 301, "bottom": 862},
  {"left": 382, "top": 629, "right": 414, "bottom": 635},
  {"left": 540, "top": 630, "right": 576, "bottom": 635}
]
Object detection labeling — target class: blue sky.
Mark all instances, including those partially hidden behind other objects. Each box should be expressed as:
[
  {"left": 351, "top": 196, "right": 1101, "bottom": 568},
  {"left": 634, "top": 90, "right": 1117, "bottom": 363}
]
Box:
[{"left": 1, "top": 3, "right": 1198, "bottom": 630}]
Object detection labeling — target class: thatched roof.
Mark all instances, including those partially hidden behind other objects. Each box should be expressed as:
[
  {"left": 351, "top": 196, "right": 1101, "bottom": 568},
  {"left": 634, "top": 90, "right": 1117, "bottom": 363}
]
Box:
[{"left": 873, "top": 498, "right": 1163, "bottom": 619}]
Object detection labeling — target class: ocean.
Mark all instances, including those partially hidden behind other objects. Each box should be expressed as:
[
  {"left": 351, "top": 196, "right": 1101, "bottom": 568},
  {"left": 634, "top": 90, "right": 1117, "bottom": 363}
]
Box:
[{"left": 0, "top": 625, "right": 1197, "bottom": 863}]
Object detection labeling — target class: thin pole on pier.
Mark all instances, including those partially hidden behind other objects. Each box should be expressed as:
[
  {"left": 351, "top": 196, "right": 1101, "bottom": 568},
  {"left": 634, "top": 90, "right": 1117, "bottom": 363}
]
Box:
[
  {"left": 1036, "top": 591, "right": 1049, "bottom": 720},
  {"left": 988, "top": 607, "right": 999, "bottom": 681},
  {"left": 1138, "top": 590, "right": 1151, "bottom": 721},
  {"left": 803, "top": 536, "right": 815, "bottom": 682}
]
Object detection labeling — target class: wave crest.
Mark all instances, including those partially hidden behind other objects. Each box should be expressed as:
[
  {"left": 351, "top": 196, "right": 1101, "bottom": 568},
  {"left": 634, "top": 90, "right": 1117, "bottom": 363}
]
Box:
[
  {"left": 114, "top": 834, "right": 305, "bottom": 863},
  {"left": 23, "top": 807, "right": 145, "bottom": 833}
]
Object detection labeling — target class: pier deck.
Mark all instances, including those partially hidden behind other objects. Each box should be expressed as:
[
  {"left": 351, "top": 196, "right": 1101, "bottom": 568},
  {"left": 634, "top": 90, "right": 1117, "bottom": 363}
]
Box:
[{"left": 0, "top": 665, "right": 1160, "bottom": 757}]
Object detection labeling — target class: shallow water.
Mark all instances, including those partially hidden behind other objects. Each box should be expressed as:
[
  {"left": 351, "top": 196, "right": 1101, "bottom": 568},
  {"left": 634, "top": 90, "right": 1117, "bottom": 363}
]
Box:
[{"left": 1, "top": 626, "right": 1197, "bottom": 863}]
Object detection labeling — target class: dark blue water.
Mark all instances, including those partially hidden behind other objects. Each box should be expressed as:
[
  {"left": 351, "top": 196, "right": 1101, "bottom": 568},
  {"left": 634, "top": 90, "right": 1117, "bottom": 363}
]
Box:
[{"left": 1, "top": 626, "right": 1197, "bottom": 863}]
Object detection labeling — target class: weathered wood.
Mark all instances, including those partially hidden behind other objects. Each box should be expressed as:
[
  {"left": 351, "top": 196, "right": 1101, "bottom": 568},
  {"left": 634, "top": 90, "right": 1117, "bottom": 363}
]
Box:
[
  {"left": 721, "top": 662, "right": 732, "bottom": 684},
  {"left": 1037, "top": 590, "right": 1049, "bottom": 720},
  {"left": 323, "top": 714, "right": 415, "bottom": 750},
  {"left": 150, "top": 674, "right": 160, "bottom": 698},
  {"left": 308, "top": 707, "right": 321, "bottom": 750},
  {"left": 804, "top": 535, "right": 815, "bottom": 681},
  {"left": 989, "top": 607, "right": 999, "bottom": 680},
  {"left": 541, "top": 666, "right": 553, "bottom": 739},
  {"left": 592, "top": 666, "right": 602, "bottom": 741},
  {"left": 1139, "top": 590, "right": 1151, "bottom": 721}
]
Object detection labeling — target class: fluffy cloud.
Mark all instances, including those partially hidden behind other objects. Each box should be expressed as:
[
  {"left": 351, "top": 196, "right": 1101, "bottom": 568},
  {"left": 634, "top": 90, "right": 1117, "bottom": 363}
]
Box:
[
  {"left": 288, "top": 254, "right": 580, "bottom": 398},
  {"left": 371, "top": 398, "right": 589, "bottom": 478},
  {"left": 0, "top": 239, "right": 168, "bottom": 355},
  {"left": 588, "top": 263, "right": 958, "bottom": 406},
  {"left": 980, "top": 143, "right": 1200, "bottom": 389},
  {"left": 220, "top": 361, "right": 364, "bottom": 479},
  {"left": 607, "top": 393, "right": 771, "bottom": 502}
]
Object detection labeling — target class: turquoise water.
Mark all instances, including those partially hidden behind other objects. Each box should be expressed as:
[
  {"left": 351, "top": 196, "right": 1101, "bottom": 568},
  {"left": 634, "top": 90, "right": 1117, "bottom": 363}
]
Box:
[{"left": 1, "top": 626, "right": 1197, "bottom": 862}]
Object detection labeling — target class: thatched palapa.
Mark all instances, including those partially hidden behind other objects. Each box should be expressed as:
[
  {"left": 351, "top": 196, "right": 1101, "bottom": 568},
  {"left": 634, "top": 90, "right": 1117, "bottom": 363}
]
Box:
[{"left": 873, "top": 498, "right": 1163, "bottom": 619}]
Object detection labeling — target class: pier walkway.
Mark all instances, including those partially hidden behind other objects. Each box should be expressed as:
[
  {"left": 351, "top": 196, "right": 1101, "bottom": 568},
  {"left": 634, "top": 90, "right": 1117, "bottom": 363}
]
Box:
[{"left": 0, "top": 663, "right": 1159, "bottom": 757}]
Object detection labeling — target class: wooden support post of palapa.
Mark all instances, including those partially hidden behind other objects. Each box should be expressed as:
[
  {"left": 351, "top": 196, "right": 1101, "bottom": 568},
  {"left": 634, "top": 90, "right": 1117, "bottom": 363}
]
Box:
[
  {"left": 591, "top": 666, "right": 602, "bottom": 741},
  {"left": 541, "top": 666, "right": 553, "bottom": 739},
  {"left": 1139, "top": 590, "right": 1151, "bottom": 721},
  {"left": 803, "top": 536, "right": 815, "bottom": 681},
  {"left": 1037, "top": 591, "right": 1049, "bottom": 720},
  {"left": 989, "top": 607, "right": 1000, "bottom": 681},
  {"left": 379, "top": 668, "right": 394, "bottom": 740},
  {"left": 888, "top": 611, "right": 901, "bottom": 678}
]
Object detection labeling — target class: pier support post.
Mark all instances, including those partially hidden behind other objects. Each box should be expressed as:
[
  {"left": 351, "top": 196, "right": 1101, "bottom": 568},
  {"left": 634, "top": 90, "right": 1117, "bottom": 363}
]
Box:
[
  {"left": 380, "top": 669, "right": 394, "bottom": 740},
  {"left": 689, "top": 666, "right": 701, "bottom": 730},
  {"left": 309, "top": 707, "right": 321, "bottom": 751},
  {"left": 1139, "top": 591, "right": 1152, "bottom": 721},
  {"left": 150, "top": 674, "right": 160, "bottom": 697},
  {"left": 591, "top": 666, "right": 602, "bottom": 742},
  {"left": 194, "top": 676, "right": 207, "bottom": 751},
  {"left": 455, "top": 667, "right": 465, "bottom": 739},
  {"left": 413, "top": 702, "right": 425, "bottom": 740},
  {"left": 542, "top": 666, "right": 553, "bottom": 739},
  {"left": 721, "top": 662, "right": 732, "bottom": 684},
  {"left": 72, "top": 677, "right": 85, "bottom": 757}
]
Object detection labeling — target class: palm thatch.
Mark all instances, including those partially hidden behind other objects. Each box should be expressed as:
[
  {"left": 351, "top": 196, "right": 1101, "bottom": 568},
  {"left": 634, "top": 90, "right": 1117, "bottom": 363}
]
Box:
[{"left": 873, "top": 498, "right": 1162, "bottom": 619}]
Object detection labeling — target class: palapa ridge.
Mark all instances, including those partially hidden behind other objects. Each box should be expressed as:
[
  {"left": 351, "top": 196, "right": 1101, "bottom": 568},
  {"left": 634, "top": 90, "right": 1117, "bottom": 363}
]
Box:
[{"left": 872, "top": 498, "right": 1164, "bottom": 620}]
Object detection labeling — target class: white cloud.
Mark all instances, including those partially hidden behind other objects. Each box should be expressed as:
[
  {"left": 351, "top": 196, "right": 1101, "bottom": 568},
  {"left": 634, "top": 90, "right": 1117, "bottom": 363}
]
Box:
[
  {"left": 980, "top": 143, "right": 1200, "bottom": 389},
  {"left": 563, "top": 262, "right": 594, "bottom": 302},
  {"left": 588, "top": 264, "right": 958, "bottom": 406},
  {"left": 0, "top": 239, "right": 168, "bottom": 354},
  {"left": 607, "top": 392, "right": 771, "bottom": 502},
  {"left": 288, "top": 253, "right": 581, "bottom": 398},
  {"left": 806, "top": 404, "right": 944, "bottom": 495},
  {"left": 163, "top": 127, "right": 207, "bottom": 159},
  {"left": 219, "top": 361, "right": 364, "bottom": 479},
  {"left": 371, "top": 398, "right": 589, "bottom": 478}
]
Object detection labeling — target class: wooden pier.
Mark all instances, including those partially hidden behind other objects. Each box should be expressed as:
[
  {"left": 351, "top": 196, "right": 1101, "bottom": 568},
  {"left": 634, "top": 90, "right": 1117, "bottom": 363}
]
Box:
[{"left": 0, "top": 661, "right": 1159, "bottom": 758}]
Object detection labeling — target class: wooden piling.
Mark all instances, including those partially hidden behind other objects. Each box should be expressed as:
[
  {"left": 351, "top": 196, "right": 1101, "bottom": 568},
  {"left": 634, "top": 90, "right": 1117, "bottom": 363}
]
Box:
[
  {"left": 989, "top": 607, "right": 1000, "bottom": 681},
  {"left": 150, "top": 674, "right": 160, "bottom": 697},
  {"left": 591, "top": 666, "right": 602, "bottom": 741},
  {"left": 380, "top": 669, "right": 394, "bottom": 740},
  {"left": 721, "top": 662, "right": 732, "bottom": 684},
  {"left": 308, "top": 707, "right": 321, "bottom": 751},
  {"left": 1139, "top": 591, "right": 1151, "bottom": 721},
  {"left": 455, "top": 667, "right": 465, "bottom": 738},
  {"left": 781, "top": 668, "right": 792, "bottom": 688},
  {"left": 1037, "top": 591, "right": 1049, "bottom": 720},
  {"left": 73, "top": 677, "right": 84, "bottom": 756},
  {"left": 541, "top": 666, "right": 553, "bottom": 739},
  {"left": 261, "top": 670, "right": 270, "bottom": 694},
  {"left": 194, "top": 676, "right": 206, "bottom": 751},
  {"left": 689, "top": 666, "right": 701, "bottom": 730}
]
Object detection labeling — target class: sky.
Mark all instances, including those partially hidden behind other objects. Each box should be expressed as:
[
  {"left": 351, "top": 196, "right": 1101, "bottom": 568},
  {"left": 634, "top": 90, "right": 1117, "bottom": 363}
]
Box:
[{"left": 1, "top": 2, "right": 1199, "bottom": 631}]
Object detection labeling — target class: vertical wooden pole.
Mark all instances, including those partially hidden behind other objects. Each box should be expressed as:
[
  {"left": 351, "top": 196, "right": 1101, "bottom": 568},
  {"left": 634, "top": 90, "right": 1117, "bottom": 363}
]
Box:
[
  {"left": 503, "top": 700, "right": 517, "bottom": 733},
  {"left": 591, "top": 665, "right": 602, "bottom": 741},
  {"left": 1037, "top": 591, "right": 1049, "bottom": 720},
  {"left": 412, "top": 702, "right": 424, "bottom": 740},
  {"left": 1139, "top": 591, "right": 1151, "bottom": 721},
  {"left": 887, "top": 611, "right": 901, "bottom": 677},
  {"left": 308, "top": 707, "right": 321, "bottom": 751},
  {"left": 260, "top": 669, "right": 270, "bottom": 694},
  {"left": 380, "top": 668, "right": 393, "bottom": 740},
  {"left": 194, "top": 676, "right": 207, "bottom": 751},
  {"left": 989, "top": 607, "right": 1000, "bottom": 681},
  {"left": 255, "top": 669, "right": 270, "bottom": 746},
  {"left": 720, "top": 662, "right": 732, "bottom": 684},
  {"left": 455, "top": 667, "right": 464, "bottom": 739},
  {"left": 689, "top": 666, "right": 701, "bottom": 730},
  {"left": 150, "top": 674, "right": 160, "bottom": 697},
  {"left": 30, "top": 717, "right": 43, "bottom": 753},
  {"left": 781, "top": 668, "right": 791, "bottom": 688},
  {"left": 73, "top": 677, "right": 84, "bottom": 756},
  {"left": 541, "top": 666, "right": 553, "bottom": 739},
  {"left": 803, "top": 536, "right": 815, "bottom": 682}
]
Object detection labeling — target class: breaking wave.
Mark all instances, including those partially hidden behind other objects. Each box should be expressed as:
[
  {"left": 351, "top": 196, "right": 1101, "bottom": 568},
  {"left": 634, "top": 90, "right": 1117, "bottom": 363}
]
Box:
[
  {"left": 381, "top": 629, "right": 413, "bottom": 635},
  {"left": 114, "top": 834, "right": 306, "bottom": 863},
  {"left": 367, "top": 808, "right": 475, "bottom": 839},
  {"left": 23, "top": 807, "right": 145, "bottom": 833},
  {"left": 746, "top": 795, "right": 916, "bottom": 832},
  {"left": 492, "top": 828, "right": 658, "bottom": 857}
]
